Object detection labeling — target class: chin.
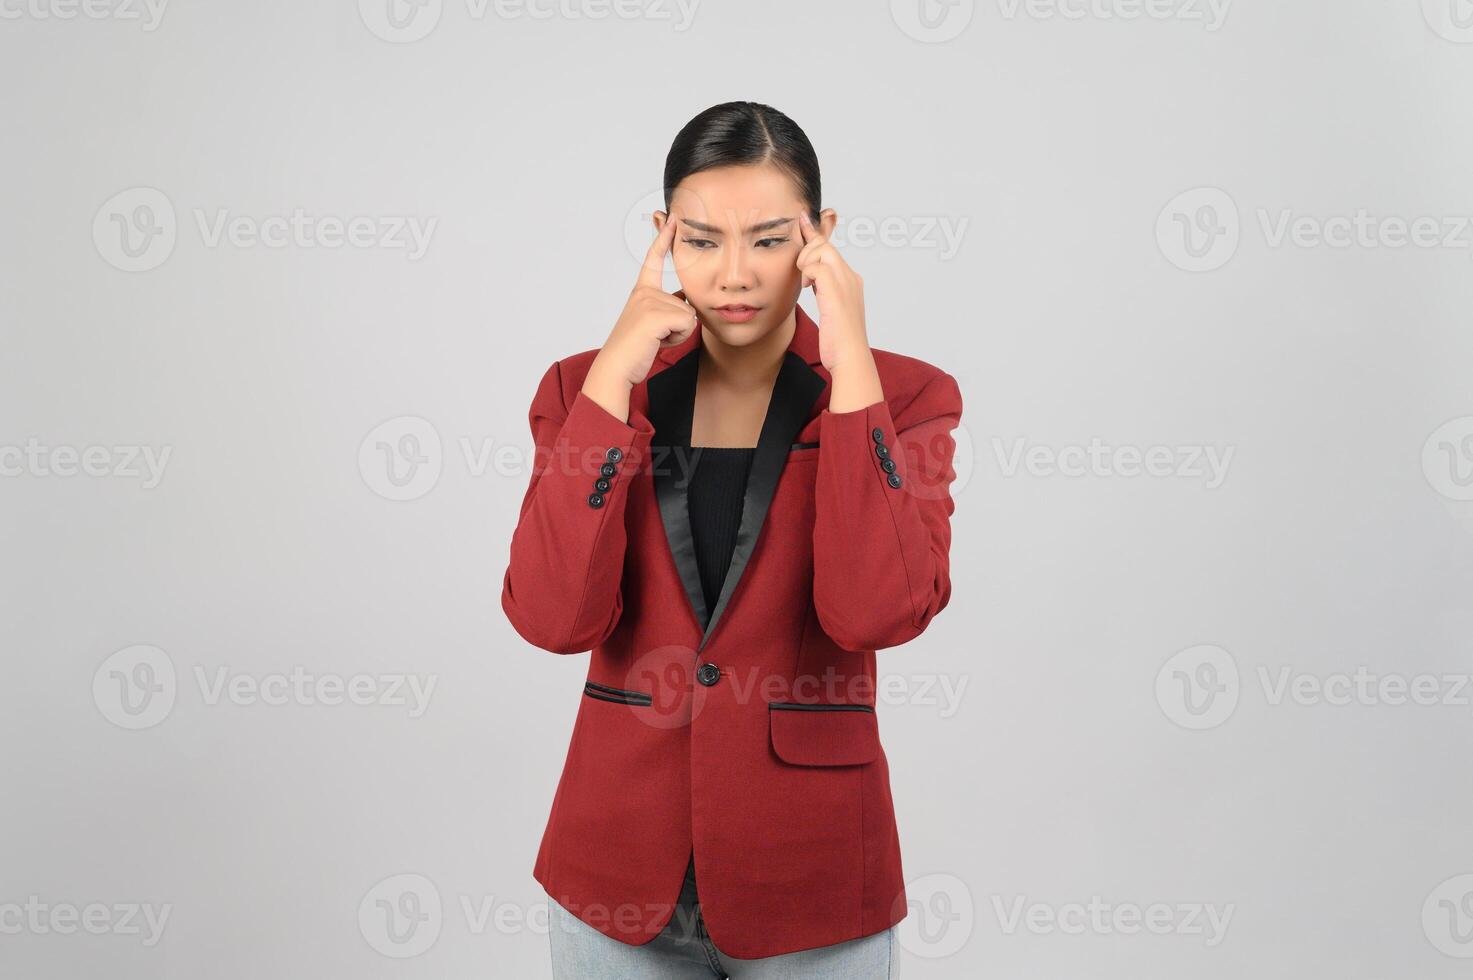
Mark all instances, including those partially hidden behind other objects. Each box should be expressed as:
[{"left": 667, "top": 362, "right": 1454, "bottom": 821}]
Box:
[{"left": 706, "top": 318, "right": 773, "bottom": 346}]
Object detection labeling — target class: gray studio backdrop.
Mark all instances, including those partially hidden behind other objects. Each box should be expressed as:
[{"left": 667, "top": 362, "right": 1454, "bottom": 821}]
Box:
[{"left": 3, "top": 1, "right": 1473, "bottom": 977}]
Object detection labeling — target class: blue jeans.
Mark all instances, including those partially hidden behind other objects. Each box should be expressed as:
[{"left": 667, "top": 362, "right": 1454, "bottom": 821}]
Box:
[{"left": 548, "top": 856, "right": 898, "bottom": 979}]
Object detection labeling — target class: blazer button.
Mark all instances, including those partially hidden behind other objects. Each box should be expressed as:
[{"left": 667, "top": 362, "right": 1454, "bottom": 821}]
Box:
[
  {"left": 600, "top": 462, "right": 617, "bottom": 478},
  {"left": 880, "top": 458, "right": 897, "bottom": 474},
  {"left": 875, "top": 444, "right": 890, "bottom": 459},
  {"left": 697, "top": 663, "right": 721, "bottom": 687},
  {"left": 606, "top": 447, "right": 623, "bottom": 463},
  {"left": 594, "top": 478, "right": 611, "bottom": 493},
  {"left": 587, "top": 492, "right": 605, "bottom": 508},
  {"left": 887, "top": 473, "right": 903, "bottom": 489}
]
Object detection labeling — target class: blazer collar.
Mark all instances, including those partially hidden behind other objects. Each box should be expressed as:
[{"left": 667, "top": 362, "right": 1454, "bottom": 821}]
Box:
[{"left": 645, "top": 303, "right": 828, "bottom": 651}]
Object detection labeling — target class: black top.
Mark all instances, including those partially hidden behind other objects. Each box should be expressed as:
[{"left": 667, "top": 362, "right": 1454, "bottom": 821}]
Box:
[{"left": 684, "top": 445, "right": 756, "bottom": 620}]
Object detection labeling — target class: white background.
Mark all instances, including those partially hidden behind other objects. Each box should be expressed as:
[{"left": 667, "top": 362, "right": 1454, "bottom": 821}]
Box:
[{"left": 4, "top": 0, "right": 1473, "bottom": 977}]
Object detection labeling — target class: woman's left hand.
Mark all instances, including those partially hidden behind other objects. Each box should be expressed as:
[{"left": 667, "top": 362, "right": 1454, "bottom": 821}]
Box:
[{"left": 796, "top": 211, "right": 869, "bottom": 372}]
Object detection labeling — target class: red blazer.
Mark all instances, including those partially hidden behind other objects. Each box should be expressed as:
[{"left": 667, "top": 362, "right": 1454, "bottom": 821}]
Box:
[{"left": 501, "top": 303, "right": 963, "bottom": 959}]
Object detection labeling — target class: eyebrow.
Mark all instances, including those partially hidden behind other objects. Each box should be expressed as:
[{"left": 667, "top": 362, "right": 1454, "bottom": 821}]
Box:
[{"left": 678, "top": 217, "right": 794, "bottom": 235}]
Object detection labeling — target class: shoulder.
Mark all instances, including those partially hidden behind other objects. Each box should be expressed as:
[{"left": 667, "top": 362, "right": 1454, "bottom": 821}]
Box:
[
  {"left": 868, "top": 346, "right": 963, "bottom": 425},
  {"left": 528, "top": 344, "right": 960, "bottom": 423},
  {"left": 525, "top": 347, "right": 603, "bottom": 418}
]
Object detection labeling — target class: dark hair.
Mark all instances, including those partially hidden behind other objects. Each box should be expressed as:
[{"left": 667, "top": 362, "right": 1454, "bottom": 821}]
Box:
[{"left": 663, "top": 101, "right": 822, "bottom": 224}]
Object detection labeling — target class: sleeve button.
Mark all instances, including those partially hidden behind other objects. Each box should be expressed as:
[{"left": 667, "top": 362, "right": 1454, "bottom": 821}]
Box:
[
  {"left": 587, "top": 492, "right": 605, "bottom": 508},
  {"left": 605, "top": 447, "right": 623, "bottom": 463},
  {"left": 871, "top": 427, "right": 886, "bottom": 443},
  {"left": 887, "top": 473, "right": 903, "bottom": 489},
  {"left": 594, "top": 478, "right": 611, "bottom": 492},
  {"left": 875, "top": 444, "right": 890, "bottom": 459},
  {"left": 880, "top": 458, "right": 896, "bottom": 474},
  {"left": 599, "top": 462, "right": 617, "bottom": 478}
]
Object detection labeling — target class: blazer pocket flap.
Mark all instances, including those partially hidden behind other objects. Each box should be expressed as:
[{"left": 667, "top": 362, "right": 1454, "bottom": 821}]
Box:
[{"left": 768, "top": 703, "right": 879, "bottom": 766}]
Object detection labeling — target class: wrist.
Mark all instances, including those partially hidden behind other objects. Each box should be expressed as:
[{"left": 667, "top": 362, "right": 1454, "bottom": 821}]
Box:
[
  {"left": 827, "top": 347, "right": 883, "bottom": 413},
  {"left": 582, "top": 359, "right": 633, "bottom": 423}
]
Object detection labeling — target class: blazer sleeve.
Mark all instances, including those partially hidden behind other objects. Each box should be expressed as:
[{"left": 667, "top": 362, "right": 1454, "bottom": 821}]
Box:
[
  {"left": 500, "top": 360, "right": 656, "bottom": 654},
  {"left": 812, "top": 370, "right": 964, "bottom": 652}
]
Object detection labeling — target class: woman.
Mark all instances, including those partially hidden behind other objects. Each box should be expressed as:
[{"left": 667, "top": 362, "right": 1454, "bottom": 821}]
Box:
[{"left": 501, "top": 101, "right": 963, "bottom": 978}]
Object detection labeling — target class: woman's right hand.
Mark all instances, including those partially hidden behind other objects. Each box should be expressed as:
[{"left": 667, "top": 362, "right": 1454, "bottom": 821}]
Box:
[{"left": 584, "top": 213, "right": 699, "bottom": 408}]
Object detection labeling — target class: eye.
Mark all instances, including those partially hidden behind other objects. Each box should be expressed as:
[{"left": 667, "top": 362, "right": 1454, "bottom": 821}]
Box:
[
  {"left": 755, "top": 237, "right": 789, "bottom": 248},
  {"left": 681, "top": 237, "right": 716, "bottom": 250}
]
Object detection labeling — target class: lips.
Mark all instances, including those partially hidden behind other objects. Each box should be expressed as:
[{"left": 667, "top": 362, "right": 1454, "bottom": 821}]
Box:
[{"left": 713, "top": 304, "right": 761, "bottom": 323}]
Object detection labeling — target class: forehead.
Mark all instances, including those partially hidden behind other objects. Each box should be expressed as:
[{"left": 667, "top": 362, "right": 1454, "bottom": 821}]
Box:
[{"left": 669, "top": 164, "right": 804, "bottom": 224}]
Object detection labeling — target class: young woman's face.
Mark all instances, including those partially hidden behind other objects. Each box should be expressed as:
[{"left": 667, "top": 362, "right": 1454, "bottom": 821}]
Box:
[{"left": 655, "top": 163, "right": 836, "bottom": 350}]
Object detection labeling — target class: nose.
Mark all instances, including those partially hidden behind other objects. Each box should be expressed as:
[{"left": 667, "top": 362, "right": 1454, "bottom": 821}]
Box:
[{"left": 720, "top": 242, "right": 753, "bottom": 291}]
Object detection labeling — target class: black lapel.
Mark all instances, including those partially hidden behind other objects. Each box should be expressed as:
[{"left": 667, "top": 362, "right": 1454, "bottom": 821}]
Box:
[
  {"left": 647, "top": 350, "right": 708, "bottom": 633},
  {"left": 699, "top": 350, "right": 826, "bottom": 650},
  {"left": 646, "top": 347, "right": 827, "bottom": 650}
]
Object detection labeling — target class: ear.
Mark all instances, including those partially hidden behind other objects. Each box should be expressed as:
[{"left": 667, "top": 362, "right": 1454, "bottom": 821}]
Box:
[
  {"left": 817, "top": 208, "right": 838, "bottom": 239},
  {"left": 653, "top": 209, "right": 668, "bottom": 234}
]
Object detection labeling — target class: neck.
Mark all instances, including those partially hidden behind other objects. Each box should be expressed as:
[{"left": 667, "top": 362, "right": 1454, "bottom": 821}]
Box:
[{"left": 697, "top": 307, "right": 796, "bottom": 389}]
